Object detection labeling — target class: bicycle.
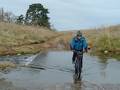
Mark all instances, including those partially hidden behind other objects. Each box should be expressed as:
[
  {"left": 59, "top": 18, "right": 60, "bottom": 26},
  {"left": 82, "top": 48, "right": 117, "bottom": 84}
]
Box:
[{"left": 73, "top": 50, "right": 83, "bottom": 80}]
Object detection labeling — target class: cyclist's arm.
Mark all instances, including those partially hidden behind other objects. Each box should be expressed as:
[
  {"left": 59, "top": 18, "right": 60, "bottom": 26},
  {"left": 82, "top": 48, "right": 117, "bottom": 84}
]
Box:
[
  {"left": 83, "top": 37, "right": 88, "bottom": 53},
  {"left": 70, "top": 38, "right": 75, "bottom": 50}
]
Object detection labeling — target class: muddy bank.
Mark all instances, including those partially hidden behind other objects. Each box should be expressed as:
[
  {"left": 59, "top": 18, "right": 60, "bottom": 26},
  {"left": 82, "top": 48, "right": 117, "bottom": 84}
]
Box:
[{"left": 0, "top": 61, "right": 16, "bottom": 74}]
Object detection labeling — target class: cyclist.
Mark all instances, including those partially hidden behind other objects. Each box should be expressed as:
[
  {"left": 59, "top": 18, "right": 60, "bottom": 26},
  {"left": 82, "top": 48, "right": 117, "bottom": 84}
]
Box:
[{"left": 70, "top": 31, "right": 88, "bottom": 68}]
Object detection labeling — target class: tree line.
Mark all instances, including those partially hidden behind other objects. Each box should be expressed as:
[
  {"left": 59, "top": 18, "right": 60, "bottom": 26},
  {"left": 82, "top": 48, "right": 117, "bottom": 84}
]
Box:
[{"left": 0, "top": 3, "right": 51, "bottom": 29}]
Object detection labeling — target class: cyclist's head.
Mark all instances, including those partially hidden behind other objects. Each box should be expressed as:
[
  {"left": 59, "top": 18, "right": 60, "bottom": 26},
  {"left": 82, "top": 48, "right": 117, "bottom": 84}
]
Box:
[{"left": 76, "top": 31, "right": 82, "bottom": 39}]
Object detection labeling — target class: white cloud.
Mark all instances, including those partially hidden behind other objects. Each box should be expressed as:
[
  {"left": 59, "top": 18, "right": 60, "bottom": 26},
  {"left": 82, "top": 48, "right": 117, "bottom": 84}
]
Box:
[{"left": 0, "top": 0, "right": 120, "bottom": 30}]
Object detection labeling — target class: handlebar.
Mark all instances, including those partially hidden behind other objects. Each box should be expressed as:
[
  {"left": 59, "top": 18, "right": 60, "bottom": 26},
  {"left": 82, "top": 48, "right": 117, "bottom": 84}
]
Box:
[{"left": 72, "top": 50, "right": 86, "bottom": 55}]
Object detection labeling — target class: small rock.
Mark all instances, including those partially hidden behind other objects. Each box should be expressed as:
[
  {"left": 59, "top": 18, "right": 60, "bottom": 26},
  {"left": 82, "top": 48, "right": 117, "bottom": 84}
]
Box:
[
  {"left": 17, "top": 53, "right": 21, "bottom": 56},
  {"left": 104, "top": 50, "right": 108, "bottom": 54}
]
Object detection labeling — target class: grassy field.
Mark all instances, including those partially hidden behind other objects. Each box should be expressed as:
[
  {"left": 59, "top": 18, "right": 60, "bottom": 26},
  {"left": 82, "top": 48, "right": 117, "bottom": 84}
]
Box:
[
  {"left": 0, "top": 22, "right": 58, "bottom": 46},
  {"left": 90, "top": 26, "right": 120, "bottom": 59},
  {"left": 58, "top": 25, "right": 120, "bottom": 59},
  {"left": 0, "top": 22, "right": 59, "bottom": 55},
  {"left": 0, "top": 22, "right": 119, "bottom": 59},
  {"left": 94, "top": 28, "right": 120, "bottom": 52}
]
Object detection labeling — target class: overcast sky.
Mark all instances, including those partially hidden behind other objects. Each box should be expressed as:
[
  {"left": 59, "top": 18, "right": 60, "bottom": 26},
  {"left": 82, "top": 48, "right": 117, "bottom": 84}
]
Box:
[{"left": 0, "top": 0, "right": 120, "bottom": 31}]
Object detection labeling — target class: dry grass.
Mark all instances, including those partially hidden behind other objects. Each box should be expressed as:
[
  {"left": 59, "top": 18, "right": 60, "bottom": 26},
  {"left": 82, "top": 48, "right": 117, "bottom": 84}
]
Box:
[
  {"left": 0, "top": 22, "right": 119, "bottom": 56},
  {"left": 0, "top": 22, "right": 58, "bottom": 46},
  {"left": 59, "top": 25, "right": 120, "bottom": 55},
  {"left": 0, "top": 22, "right": 59, "bottom": 55},
  {"left": 92, "top": 26, "right": 120, "bottom": 52}
]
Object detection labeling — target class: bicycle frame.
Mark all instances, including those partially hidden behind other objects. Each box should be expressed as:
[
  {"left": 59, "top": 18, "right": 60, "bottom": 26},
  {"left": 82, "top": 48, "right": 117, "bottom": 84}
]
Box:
[{"left": 74, "top": 51, "right": 83, "bottom": 80}]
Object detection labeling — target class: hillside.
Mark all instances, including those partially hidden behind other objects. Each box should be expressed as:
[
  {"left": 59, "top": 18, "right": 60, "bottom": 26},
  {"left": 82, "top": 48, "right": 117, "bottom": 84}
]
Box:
[
  {"left": 57, "top": 25, "right": 120, "bottom": 58},
  {"left": 0, "top": 22, "right": 59, "bottom": 55},
  {"left": 0, "top": 22, "right": 119, "bottom": 58}
]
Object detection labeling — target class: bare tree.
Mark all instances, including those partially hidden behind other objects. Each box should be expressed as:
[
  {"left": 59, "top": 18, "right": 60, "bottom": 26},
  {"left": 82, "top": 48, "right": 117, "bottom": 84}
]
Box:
[
  {"left": 4, "top": 12, "right": 16, "bottom": 23},
  {"left": 0, "top": 7, "right": 17, "bottom": 23},
  {"left": 0, "top": 8, "right": 4, "bottom": 21}
]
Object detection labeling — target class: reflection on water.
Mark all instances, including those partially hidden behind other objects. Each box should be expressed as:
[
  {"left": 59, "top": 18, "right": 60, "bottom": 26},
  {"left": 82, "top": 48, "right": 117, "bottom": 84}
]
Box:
[
  {"left": 0, "top": 51, "right": 120, "bottom": 90},
  {"left": 0, "top": 78, "right": 26, "bottom": 90},
  {"left": 91, "top": 52, "right": 120, "bottom": 62}
]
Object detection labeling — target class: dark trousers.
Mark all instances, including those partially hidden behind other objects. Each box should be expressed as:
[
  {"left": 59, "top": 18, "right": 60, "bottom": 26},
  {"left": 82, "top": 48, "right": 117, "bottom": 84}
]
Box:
[{"left": 72, "top": 52, "right": 83, "bottom": 68}]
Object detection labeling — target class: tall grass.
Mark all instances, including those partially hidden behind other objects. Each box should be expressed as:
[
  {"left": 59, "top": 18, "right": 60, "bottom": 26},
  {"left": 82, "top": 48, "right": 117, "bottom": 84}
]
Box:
[
  {"left": 59, "top": 25, "right": 120, "bottom": 56},
  {"left": 0, "top": 22, "right": 59, "bottom": 55},
  {"left": 92, "top": 26, "right": 120, "bottom": 57},
  {"left": 0, "top": 22, "right": 57, "bottom": 46}
]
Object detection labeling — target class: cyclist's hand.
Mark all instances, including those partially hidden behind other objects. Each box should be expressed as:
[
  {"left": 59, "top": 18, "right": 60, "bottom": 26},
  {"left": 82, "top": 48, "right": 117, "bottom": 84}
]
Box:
[
  {"left": 72, "top": 50, "right": 75, "bottom": 52},
  {"left": 83, "top": 48, "right": 88, "bottom": 53}
]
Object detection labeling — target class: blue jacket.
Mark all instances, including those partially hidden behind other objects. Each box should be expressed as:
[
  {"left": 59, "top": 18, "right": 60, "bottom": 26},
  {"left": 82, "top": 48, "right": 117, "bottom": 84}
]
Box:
[{"left": 70, "top": 36, "right": 88, "bottom": 51}]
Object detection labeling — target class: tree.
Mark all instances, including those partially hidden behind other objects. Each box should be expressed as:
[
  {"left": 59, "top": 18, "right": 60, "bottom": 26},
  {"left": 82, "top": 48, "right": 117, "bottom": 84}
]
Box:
[
  {"left": 0, "top": 8, "right": 17, "bottom": 23},
  {"left": 0, "top": 8, "right": 4, "bottom": 22},
  {"left": 25, "top": 3, "right": 50, "bottom": 28},
  {"left": 16, "top": 14, "right": 24, "bottom": 24},
  {"left": 4, "top": 12, "right": 16, "bottom": 23}
]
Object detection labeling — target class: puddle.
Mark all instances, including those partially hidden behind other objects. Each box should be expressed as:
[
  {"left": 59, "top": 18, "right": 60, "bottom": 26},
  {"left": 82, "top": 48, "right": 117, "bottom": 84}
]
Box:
[{"left": 0, "top": 51, "right": 120, "bottom": 90}]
